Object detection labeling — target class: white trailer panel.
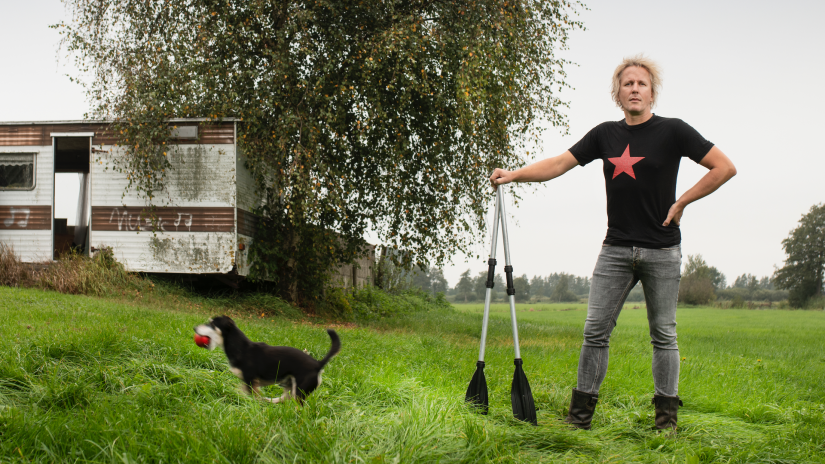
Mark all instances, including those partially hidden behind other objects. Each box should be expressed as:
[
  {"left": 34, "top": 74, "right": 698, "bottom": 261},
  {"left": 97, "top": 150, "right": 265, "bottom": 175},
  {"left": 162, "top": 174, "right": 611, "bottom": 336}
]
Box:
[
  {"left": 90, "top": 141, "right": 240, "bottom": 274},
  {"left": 91, "top": 144, "right": 237, "bottom": 208},
  {"left": 91, "top": 231, "right": 235, "bottom": 273},
  {"left": 0, "top": 120, "right": 271, "bottom": 279},
  {"left": 0, "top": 144, "right": 54, "bottom": 261}
]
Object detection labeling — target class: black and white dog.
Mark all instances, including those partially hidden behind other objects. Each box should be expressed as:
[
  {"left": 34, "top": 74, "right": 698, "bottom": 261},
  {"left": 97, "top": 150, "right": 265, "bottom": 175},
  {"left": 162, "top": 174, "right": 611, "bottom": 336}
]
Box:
[{"left": 194, "top": 316, "right": 341, "bottom": 404}]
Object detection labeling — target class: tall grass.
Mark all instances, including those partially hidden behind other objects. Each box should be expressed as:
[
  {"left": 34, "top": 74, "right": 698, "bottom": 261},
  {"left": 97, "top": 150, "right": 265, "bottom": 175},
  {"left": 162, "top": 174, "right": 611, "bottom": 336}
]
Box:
[
  {"left": 0, "top": 244, "right": 439, "bottom": 322},
  {"left": 0, "top": 243, "right": 32, "bottom": 287},
  {"left": 2, "top": 287, "right": 824, "bottom": 463},
  {"left": 0, "top": 244, "right": 151, "bottom": 296}
]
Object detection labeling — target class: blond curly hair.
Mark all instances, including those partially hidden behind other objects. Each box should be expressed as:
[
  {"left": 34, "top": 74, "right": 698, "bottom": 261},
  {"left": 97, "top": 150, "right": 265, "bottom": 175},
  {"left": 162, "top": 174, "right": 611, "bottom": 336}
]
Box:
[{"left": 611, "top": 55, "right": 662, "bottom": 109}]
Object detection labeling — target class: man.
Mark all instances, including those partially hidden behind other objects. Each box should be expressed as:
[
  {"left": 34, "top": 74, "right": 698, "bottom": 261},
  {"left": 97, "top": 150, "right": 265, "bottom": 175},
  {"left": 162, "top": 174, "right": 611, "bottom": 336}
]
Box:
[{"left": 489, "top": 55, "right": 736, "bottom": 430}]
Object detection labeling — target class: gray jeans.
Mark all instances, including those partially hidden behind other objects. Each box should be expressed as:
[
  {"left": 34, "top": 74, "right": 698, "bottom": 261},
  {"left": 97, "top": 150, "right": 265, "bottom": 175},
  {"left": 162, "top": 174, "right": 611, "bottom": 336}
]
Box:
[{"left": 577, "top": 245, "right": 682, "bottom": 397}]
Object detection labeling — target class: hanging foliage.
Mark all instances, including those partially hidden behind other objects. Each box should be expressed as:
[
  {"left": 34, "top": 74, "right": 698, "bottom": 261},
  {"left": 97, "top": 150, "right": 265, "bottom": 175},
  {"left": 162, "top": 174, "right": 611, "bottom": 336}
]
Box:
[{"left": 56, "top": 0, "right": 584, "bottom": 303}]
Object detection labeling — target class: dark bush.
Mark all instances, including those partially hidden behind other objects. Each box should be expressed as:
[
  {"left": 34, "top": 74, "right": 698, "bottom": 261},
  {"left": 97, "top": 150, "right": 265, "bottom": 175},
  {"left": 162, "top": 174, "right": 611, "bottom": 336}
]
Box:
[{"left": 678, "top": 275, "right": 716, "bottom": 305}]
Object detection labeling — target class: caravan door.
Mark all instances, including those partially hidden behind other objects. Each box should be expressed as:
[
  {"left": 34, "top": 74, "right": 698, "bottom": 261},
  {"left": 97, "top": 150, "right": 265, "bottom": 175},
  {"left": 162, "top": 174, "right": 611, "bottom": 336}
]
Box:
[{"left": 51, "top": 133, "right": 93, "bottom": 259}]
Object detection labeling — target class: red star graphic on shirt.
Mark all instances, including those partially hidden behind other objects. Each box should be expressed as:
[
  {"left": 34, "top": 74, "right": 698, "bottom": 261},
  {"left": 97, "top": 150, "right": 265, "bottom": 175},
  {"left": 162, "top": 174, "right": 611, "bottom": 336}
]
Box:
[{"left": 607, "top": 144, "right": 644, "bottom": 179}]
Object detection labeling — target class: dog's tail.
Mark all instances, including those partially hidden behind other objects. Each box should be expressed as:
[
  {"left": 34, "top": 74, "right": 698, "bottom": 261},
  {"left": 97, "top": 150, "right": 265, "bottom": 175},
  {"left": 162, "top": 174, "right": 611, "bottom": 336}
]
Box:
[{"left": 318, "top": 329, "right": 341, "bottom": 368}]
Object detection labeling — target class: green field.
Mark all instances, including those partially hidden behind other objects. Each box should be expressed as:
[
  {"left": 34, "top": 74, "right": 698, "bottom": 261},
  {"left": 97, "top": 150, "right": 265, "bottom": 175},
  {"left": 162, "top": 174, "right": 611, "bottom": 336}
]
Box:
[{"left": 2, "top": 288, "right": 824, "bottom": 463}]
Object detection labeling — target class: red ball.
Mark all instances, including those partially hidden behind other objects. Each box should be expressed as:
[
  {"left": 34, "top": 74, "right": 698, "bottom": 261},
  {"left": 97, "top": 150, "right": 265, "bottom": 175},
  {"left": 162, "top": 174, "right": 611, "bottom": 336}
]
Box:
[{"left": 194, "top": 334, "right": 210, "bottom": 348}]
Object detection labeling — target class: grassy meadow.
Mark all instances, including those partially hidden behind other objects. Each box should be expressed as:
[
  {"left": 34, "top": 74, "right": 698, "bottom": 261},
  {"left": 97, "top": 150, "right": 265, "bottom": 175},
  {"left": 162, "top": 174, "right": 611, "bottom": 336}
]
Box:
[{"left": 1, "top": 287, "right": 824, "bottom": 463}]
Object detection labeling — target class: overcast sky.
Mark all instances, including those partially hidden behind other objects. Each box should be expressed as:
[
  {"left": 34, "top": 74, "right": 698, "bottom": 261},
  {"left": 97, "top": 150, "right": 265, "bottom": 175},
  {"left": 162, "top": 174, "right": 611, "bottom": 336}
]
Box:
[{"left": 1, "top": 0, "right": 823, "bottom": 288}]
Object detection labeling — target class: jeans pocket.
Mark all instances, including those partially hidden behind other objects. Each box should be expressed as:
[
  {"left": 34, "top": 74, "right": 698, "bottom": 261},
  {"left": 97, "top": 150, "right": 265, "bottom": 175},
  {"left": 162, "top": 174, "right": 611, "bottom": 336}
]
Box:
[{"left": 659, "top": 246, "right": 682, "bottom": 260}]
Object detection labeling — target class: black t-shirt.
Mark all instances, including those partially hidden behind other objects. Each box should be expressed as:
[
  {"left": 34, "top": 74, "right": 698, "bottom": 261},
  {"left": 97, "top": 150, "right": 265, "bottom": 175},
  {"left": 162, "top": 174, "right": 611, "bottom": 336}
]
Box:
[{"left": 569, "top": 115, "right": 714, "bottom": 248}]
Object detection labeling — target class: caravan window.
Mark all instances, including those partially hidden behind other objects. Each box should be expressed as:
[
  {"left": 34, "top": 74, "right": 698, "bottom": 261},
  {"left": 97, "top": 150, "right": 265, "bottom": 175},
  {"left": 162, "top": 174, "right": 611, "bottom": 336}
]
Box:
[{"left": 0, "top": 153, "right": 35, "bottom": 190}]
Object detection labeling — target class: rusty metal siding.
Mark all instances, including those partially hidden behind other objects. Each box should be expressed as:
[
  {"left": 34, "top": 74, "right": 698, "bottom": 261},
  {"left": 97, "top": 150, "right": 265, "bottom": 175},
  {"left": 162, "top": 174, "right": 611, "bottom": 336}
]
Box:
[
  {"left": 0, "top": 205, "right": 52, "bottom": 230},
  {"left": 0, "top": 125, "right": 67, "bottom": 146},
  {"left": 236, "top": 208, "right": 258, "bottom": 237},
  {"left": 91, "top": 206, "right": 234, "bottom": 232},
  {"left": 96, "top": 121, "right": 232, "bottom": 145},
  {"left": 198, "top": 123, "right": 235, "bottom": 145},
  {"left": 169, "top": 122, "right": 235, "bottom": 145},
  {"left": 0, "top": 121, "right": 234, "bottom": 147},
  {"left": 0, "top": 124, "right": 110, "bottom": 146}
]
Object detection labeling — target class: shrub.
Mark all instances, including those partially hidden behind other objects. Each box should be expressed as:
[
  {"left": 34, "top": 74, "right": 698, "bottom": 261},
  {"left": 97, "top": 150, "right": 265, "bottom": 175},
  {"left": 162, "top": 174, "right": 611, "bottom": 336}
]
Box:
[
  {"left": 0, "top": 245, "right": 152, "bottom": 296},
  {"left": 787, "top": 280, "right": 822, "bottom": 309},
  {"left": 36, "top": 247, "right": 151, "bottom": 296},
  {"left": 678, "top": 275, "right": 716, "bottom": 305},
  {"left": 320, "top": 287, "right": 354, "bottom": 318}
]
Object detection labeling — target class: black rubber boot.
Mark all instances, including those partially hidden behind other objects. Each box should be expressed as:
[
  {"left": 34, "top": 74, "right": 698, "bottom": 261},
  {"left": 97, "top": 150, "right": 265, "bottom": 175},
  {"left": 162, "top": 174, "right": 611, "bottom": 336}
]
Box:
[
  {"left": 652, "top": 395, "right": 682, "bottom": 430},
  {"left": 564, "top": 388, "right": 599, "bottom": 430}
]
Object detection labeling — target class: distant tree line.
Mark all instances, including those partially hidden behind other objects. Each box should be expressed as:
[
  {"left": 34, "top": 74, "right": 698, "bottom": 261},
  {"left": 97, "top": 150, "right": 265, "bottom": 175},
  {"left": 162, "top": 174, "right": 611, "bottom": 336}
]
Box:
[
  {"left": 677, "top": 254, "right": 788, "bottom": 307},
  {"left": 675, "top": 203, "right": 824, "bottom": 309},
  {"left": 400, "top": 203, "right": 824, "bottom": 309},
  {"left": 450, "top": 269, "right": 589, "bottom": 303},
  {"left": 676, "top": 207, "right": 823, "bottom": 309}
]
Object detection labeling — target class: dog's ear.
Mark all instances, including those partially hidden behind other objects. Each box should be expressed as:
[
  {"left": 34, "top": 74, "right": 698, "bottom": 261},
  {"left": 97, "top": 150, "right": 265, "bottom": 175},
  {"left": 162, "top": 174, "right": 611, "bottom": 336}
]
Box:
[{"left": 212, "top": 315, "right": 235, "bottom": 330}]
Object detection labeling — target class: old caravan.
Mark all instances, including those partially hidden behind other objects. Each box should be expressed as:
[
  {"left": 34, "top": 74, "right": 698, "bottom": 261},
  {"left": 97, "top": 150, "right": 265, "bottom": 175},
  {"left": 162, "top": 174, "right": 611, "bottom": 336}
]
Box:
[{"left": 0, "top": 119, "right": 261, "bottom": 277}]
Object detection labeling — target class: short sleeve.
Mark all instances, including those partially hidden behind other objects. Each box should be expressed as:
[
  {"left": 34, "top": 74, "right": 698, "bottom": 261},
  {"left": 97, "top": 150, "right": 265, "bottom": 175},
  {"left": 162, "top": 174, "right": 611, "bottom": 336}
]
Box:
[
  {"left": 673, "top": 119, "right": 714, "bottom": 163},
  {"left": 569, "top": 123, "right": 608, "bottom": 166}
]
